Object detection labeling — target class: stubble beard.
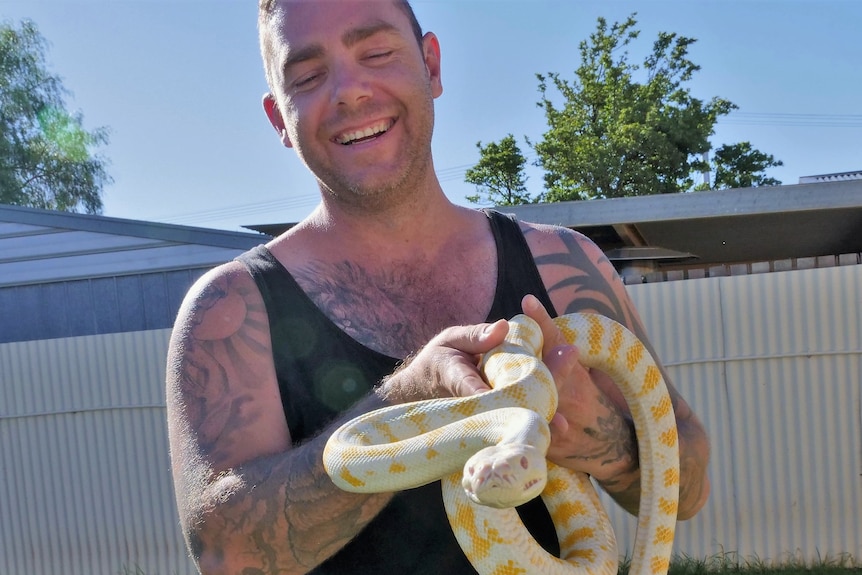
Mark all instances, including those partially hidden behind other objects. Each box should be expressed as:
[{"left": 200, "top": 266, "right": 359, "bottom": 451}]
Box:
[
  {"left": 315, "top": 94, "right": 437, "bottom": 216},
  {"left": 318, "top": 141, "right": 433, "bottom": 215}
]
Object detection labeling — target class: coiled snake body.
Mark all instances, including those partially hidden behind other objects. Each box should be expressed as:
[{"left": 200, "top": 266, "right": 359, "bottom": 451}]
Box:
[{"left": 323, "top": 313, "right": 680, "bottom": 575}]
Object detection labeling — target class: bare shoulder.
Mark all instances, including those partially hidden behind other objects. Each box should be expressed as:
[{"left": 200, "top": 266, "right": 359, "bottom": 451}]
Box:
[
  {"left": 166, "top": 260, "right": 289, "bottom": 476},
  {"left": 517, "top": 220, "right": 632, "bottom": 322}
]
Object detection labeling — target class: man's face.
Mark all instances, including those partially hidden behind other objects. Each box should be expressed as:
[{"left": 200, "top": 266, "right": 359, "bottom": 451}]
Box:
[{"left": 263, "top": 0, "right": 443, "bottom": 211}]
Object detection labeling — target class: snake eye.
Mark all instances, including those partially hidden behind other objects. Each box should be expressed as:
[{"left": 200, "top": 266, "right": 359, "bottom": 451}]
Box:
[{"left": 520, "top": 456, "right": 529, "bottom": 469}]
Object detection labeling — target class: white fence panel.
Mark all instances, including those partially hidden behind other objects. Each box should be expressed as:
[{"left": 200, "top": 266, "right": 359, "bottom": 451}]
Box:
[{"left": 1, "top": 263, "right": 860, "bottom": 573}]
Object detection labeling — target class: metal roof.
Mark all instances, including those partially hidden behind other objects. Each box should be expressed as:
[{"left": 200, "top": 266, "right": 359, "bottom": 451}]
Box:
[
  {"left": 0, "top": 205, "right": 267, "bottom": 288},
  {"left": 499, "top": 179, "right": 862, "bottom": 268},
  {"left": 245, "top": 180, "right": 862, "bottom": 271},
  {"left": 798, "top": 170, "right": 862, "bottom": 183}
]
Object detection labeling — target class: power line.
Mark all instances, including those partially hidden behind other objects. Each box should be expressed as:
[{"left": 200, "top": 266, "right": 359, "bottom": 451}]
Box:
[
  {"left": 721, "top": 112, "right": 862, "bottom": 128},
  {"left": 159, "top": 194, "right": 320, "bottom": 225}
]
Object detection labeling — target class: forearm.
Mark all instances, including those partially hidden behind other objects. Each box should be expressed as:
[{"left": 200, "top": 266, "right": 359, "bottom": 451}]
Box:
[
  {"left": 188, "top": 393, "right": 394, "bottom": 575},
  {"left": 595, "top": 411, "right": 710, "bottom": 521}
]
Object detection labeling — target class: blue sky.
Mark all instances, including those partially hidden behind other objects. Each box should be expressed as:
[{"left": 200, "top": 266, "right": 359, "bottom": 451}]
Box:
[{"left": 2, "top": 0, "right": 860, "bottom": 232}]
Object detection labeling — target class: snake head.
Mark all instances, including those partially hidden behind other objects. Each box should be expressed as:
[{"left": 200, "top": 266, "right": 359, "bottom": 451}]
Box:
[{"left": 461, "top": 444, "right": 547, "bottom": 509}]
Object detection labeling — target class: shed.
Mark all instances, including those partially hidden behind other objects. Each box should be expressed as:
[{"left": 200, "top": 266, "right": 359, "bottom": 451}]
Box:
[{"left": 0, "top": 204, "right": 266, "bottom": 343}]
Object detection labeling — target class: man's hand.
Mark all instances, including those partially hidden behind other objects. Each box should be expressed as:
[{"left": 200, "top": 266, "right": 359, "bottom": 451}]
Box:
[
  {"left": 377, "top": 319, "right": 510, "bottom": 404},
  {"left": 521, "top": 295, "right": 638, "bottom": 482}
]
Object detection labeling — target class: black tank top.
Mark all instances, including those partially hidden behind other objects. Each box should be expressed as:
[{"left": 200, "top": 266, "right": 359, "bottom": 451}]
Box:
[{"left": 237, "top": 209, "right": 560, "bottom": 574}]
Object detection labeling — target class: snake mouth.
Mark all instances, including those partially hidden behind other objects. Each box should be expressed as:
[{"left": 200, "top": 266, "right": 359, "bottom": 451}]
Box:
[{"left": 523, "top": 478, "right": 542, "bottom": 491}]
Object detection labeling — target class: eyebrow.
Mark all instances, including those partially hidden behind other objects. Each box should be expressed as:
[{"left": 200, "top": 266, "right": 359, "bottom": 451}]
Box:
[
  {"left": 342, "top": 20, "right": 399, "bottom": 48},
  {"left": 282, "top": 20, "right": 400, "bottom": 71}
]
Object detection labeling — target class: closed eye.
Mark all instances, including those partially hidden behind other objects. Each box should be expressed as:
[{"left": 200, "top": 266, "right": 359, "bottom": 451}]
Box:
[
  {"left": 292, "top": 69, "right": 326, "bottom": 91},
  {"left": 367, "top": 50, "right": 393, "bottom": 60}
]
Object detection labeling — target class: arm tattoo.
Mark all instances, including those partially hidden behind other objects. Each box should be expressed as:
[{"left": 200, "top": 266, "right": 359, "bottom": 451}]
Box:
[
  {"left": 565, "top": 393, "right": 638, "bottom": 469},
  {"left": 528, "top": 226, "right": 710, "bottom": 518},
  {"left": 173, "top": 271, "right": 391, "bottom": 572}
]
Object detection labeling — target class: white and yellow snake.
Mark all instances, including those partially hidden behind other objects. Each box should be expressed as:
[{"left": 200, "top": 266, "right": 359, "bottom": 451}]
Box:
[{"left": 323, "top": 313, "right": 680, "bottom": 575}]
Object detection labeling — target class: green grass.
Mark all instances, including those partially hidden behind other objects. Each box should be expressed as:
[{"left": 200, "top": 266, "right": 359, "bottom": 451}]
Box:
[{"left": 618, "top": 552, "right": 861, "bottom": 575}]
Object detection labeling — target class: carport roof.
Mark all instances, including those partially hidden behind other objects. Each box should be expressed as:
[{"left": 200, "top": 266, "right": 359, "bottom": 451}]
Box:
[{"left": 245, "top": 180, "right": 862, "bottom": 268}]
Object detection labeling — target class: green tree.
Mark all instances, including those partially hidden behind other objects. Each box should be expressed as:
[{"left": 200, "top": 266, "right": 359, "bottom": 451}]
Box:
[
  {"left": 464, "top": 134, "right": 533, "bottom": 205},
  {"left": 710, "top": 141, "right": 783, "bottom": 189},
  {"left": 0, "top": 19, "right": 110, "bottom": 213},
  {"left": 532, "top": 14, "right": 778, "bottom": 201}
]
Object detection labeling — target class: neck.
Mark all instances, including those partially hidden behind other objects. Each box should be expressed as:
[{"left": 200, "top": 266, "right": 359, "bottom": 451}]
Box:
[{"left": 304, "top": 176, "right": 472, "bottom": 256}]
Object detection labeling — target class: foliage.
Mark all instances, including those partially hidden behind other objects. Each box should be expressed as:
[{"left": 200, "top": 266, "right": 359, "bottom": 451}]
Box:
[
  {"left": 710, "top": 141, "right": 783, "bottom": 189},
  {"left": 464, "top": 134, "right": 533, "bottom": 205},
  {"left": 0, "top": 19, "right": 110, "bottom": 213},
  {"left": 484, "top": 14, "right": 783, "bottom": 203}
]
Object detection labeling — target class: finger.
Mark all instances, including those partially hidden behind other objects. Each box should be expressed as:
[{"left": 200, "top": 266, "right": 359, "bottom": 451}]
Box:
[
  {"left": 434, "top": 319, "right": 509, "bottom": 355},
  {"left": 549, "top": 412, "right": 569, "bottom": 435},
  {"left": 543, "top": 343, "right": 580, "bottom": 379},
  {"left": 445, "top": 358, "right": 493, "bottom": 397},
  {"left": 521, "top": 294, "right": 568, "bottom": 352}
]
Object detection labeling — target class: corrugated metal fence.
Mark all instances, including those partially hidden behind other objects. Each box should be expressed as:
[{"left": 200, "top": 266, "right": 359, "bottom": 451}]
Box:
[
  {"left": 0, "top": 329, "right": 192, "bottom": 575},
  {"left": 610, "top": 263, "right": 862, "bottom": 563},
  {"left": 1, "top": 264, "right": 860, "bottom": 573}
]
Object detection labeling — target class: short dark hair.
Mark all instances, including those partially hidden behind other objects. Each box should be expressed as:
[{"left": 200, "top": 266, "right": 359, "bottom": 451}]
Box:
[
  {"left": 259, "top": 0, "right": 422, "bottom": 44},
  {"left": 394, "top": 0, "right": 424, "bottom": 46},
  {"left": 258, "top": 0, "right": 424, "bottom": 90}
]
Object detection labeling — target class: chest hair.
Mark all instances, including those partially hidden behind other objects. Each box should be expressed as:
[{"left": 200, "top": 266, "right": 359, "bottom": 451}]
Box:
[{"left": 290, "top": 255, "right": 496, "bottom": 358}]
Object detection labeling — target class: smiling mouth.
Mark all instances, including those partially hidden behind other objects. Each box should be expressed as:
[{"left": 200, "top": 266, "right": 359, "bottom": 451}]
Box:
[{"left": 334, "top": 119, "right": 394, "bottom": 145}]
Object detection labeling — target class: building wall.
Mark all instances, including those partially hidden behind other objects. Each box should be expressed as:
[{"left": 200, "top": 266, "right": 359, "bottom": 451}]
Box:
[
  {"left": 0, "top": 328, "right": 193, "bottom": 575},
  {"left": 1, "top": 264, "right": 859, "bottom": 573},
  {"left": 0, "top": 268, "right": 211, "bottom": 344},
  {"left": 605, "top": 263, "right": 861, "bottom": 563}
]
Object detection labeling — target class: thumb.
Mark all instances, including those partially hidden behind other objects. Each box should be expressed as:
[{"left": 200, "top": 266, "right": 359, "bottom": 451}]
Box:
[{"left": 435, "top": 318, "right": 510, "bottom": 355}]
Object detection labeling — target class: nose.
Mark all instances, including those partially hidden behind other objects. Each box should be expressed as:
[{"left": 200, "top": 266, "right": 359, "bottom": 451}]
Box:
[{"left": 330, "top": 61, "right": 372, "bottom": 106}]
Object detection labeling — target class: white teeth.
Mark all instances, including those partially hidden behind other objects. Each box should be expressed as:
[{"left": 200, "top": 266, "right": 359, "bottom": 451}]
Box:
[{"left": 336, "top": 120, "right": 391, "bottom": 145}]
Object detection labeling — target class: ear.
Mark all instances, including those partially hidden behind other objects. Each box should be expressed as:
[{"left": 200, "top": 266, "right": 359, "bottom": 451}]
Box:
[
  {"left": 421, "top": 32, "right": 443, "bottom": 98},
  {"left": 262, "top": 93, "right": 293, "bottom": 148}
]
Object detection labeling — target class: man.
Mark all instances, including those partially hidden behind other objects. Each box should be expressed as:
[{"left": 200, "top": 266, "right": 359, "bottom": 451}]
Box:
[{"left": 165, "top": 1, "right": 711, "bottom": 574}]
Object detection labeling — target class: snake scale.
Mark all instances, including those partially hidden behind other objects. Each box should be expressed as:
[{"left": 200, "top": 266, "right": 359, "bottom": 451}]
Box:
[{"left": 323, "top": 313, "right": 680, "bottom": 575}]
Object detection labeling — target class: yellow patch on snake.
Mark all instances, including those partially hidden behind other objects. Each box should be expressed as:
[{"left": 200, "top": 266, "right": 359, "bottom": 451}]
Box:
[
  {"left": 489, "top": 560, "right": 527, "bottom": 575},
  {"left": 406, "top": 410, "right": 430, "bottom": 432},
  {"left": 561, "top": 545, "right": 597, "bottom": 565},
  {"left": 651, "top": 556, "right": 671, "bottom": 574},
  {"left": 552, "top": 500, "right": 590, "bottom": 522},
  {"left": 501, "top": 385, "right": 528, "bottom": 404},
  {"left": 626, "top": 342, "right": 645, "bottom": 372},
  {"left": 651, "top": 396, "right": 672, "bottom": 421},
  {"left": 456, "top": 502, "right": 509, "bottom": 560},
  {"left": 389, "top": 461, "right": 407, "bottom": 474},
  {"left": 338, "top": 468, "right": 364, "bottom": 488},
  {"left": 608, "top": 323, "right": 624, "bottom": 363},
  {"left": 557, "top": 323, "right": 578, "bottom": 344},
  {"left": 372, "top": 421, "right": 399, "bottom": 443},
  {"left": 653, "top": 526, "right": 675, "bottom": 545},
  {"left": 660, "top": 427, "right": 678, "bottom": 448},
  {"left": 640, "top": 365, "right": 662, "bottom": 396},
  {"left": 658, "top": 497, "right": 679, "bottom": 516},
  {"left": 664, "top": 467, "right": 681, "bottom": 487},
  {"left": 559, "top": 527, "right": 596, "bottom": 550},
  {"left": 543, "top": 475, "right": 568, "bottom": 496},
  {"left": 586, "top": 315, "right": 605, "bottom": 355}
]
